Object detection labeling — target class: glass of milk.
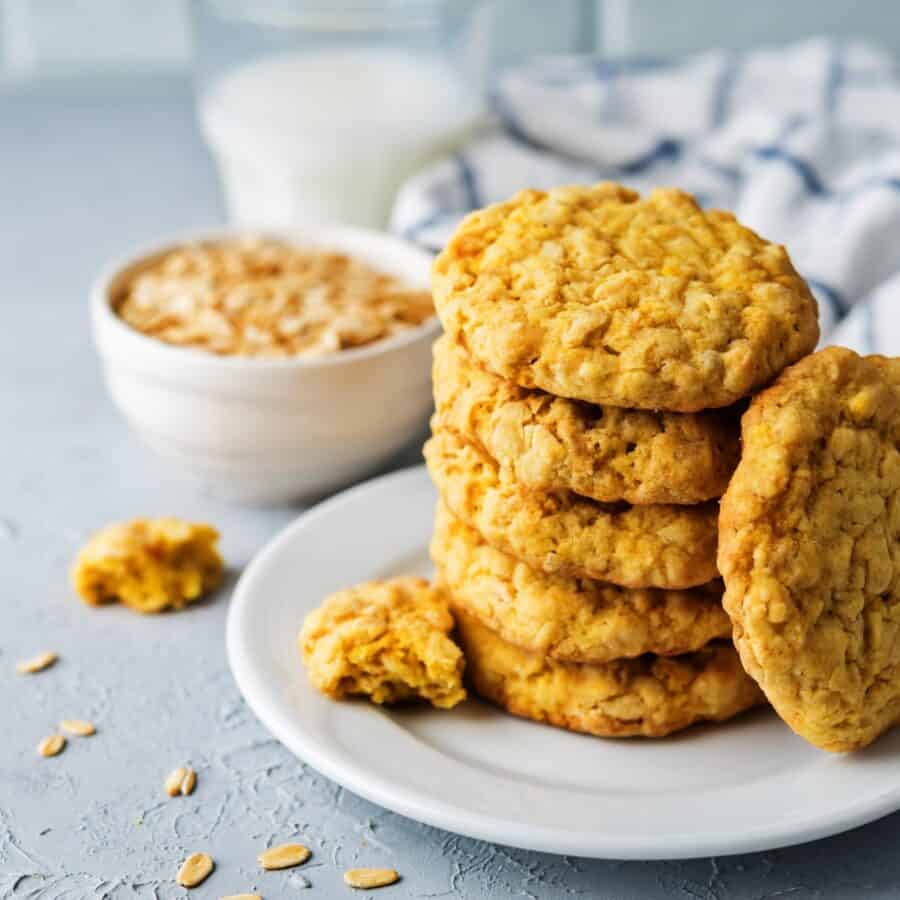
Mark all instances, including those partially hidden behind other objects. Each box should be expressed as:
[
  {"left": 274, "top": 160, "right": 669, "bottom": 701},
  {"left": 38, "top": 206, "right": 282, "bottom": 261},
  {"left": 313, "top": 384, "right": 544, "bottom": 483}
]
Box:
[{"left": 192, "top": 0, "right": 488, "bottom": 229}]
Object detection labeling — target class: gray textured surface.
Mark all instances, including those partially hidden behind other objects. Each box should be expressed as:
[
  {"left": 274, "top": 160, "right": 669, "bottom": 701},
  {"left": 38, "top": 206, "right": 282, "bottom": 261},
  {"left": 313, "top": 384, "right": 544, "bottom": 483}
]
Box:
[{"left": 2, "top": 74, "right": 900, "bottom": 900}]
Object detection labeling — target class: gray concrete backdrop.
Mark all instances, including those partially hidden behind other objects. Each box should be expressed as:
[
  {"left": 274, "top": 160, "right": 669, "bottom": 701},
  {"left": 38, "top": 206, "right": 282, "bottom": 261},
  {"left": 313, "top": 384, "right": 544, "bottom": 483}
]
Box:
[{"left": 1, "top": 75, "right": 899, "bottom": 899}]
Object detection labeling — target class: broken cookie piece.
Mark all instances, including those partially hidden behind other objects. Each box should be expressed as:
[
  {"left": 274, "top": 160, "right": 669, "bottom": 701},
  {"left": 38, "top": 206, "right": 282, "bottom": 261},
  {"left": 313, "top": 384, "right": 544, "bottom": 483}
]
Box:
[
  {"left": 300, "top": 576, "right": 466, "bottom": 709},
  {"left": 72, "top": 518, "right": 223, "bottom": 613}
]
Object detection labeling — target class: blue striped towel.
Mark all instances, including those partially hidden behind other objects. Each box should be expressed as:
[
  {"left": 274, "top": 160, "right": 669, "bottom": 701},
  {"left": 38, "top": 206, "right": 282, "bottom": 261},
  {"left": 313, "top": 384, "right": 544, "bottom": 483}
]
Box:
[{"left": 391, "top": 38, "right": 900, "bottom": 354}]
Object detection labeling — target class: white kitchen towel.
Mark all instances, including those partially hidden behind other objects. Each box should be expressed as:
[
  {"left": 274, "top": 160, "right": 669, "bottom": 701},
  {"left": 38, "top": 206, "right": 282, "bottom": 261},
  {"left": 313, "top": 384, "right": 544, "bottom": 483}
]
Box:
[{"left": 391, "top": 38, "right": 900, "bottom": 353}]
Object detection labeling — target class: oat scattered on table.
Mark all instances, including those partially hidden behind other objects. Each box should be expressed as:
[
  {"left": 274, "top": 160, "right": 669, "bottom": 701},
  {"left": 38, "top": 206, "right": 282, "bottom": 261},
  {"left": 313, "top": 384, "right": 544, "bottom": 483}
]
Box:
[
  {"left": 165, "top": 766, "right": 198, "bottom": 797},
  {"left": 165, "top": 767, "right": 187, "bottom": 796},
  {"left": 16, "top": 651, "right": 58, "bottom": 674},
  {"left": 343, "top": 868, "right": 400, "bottom": 889},
  {"left": 60, "top": 719, "right": 96, "bottom": 737},
  {"left": 257, "top": 843, "right": 310, "bottom": 870},
  {"left": 177, "top": 852, "right": 214, "bottom": 888},
  {"left": 180, "top": 767, "right": 197, "bottom": 795},
  {"left": 37, "top": 734, "right": 66, "bottom": 757}
]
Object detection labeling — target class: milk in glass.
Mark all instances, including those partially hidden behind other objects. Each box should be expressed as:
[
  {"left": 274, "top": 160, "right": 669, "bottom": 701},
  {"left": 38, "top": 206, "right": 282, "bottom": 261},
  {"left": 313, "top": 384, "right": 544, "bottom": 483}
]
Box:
[{"left": 200, "top": 49, "right": 480, "bottom": 229}]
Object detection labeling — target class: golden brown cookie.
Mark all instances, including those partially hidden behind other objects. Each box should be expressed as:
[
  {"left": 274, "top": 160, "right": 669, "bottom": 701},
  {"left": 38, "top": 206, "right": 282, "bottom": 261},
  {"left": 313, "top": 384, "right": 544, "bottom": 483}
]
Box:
[
  {"left": 433, "top": 183, "right": 819, "bottom": 412},
  {"left": 300, "top": 577, "right": 466, "bottom": 709},
  {"left": 719, "top": 348, "right": 900, "bottom": 751},
  {"left": 71, "top": 518, "right": 223, "bottom": 613},
  {"left": 453, "top": 608, "right": 764, "bottom": 738},
  {"left": 424, "top": 428, "right": 719, "bottom": 589},
  {"left": 432, "top": 335, "right": 740, "bottom": 504},
  {"left": 431, "top": 502, "right": 731, "bottom": 663}
]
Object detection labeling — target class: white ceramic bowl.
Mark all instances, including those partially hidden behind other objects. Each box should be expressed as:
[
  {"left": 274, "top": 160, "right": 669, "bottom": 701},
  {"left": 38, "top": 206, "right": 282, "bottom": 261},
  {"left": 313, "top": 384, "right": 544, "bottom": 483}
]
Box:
[{"left": 91, "top": 226, "right": 440, "bottom": 505}]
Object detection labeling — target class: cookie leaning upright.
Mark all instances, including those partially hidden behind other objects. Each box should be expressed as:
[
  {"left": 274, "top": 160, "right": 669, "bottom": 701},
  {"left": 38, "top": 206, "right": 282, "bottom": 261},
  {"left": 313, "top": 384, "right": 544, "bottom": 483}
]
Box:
[
  {"left": 433, "top": 184, "right": 819, "bottom": 412},
  {"left": 719, "top": 348, "right": 900, "bottom": 751}
]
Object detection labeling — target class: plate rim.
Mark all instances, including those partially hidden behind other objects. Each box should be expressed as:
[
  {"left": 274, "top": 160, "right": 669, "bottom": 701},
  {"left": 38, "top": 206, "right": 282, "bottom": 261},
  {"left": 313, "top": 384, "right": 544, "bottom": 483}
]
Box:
[{"left": 227, "top": 464, "right": 900, "bottom": 860}]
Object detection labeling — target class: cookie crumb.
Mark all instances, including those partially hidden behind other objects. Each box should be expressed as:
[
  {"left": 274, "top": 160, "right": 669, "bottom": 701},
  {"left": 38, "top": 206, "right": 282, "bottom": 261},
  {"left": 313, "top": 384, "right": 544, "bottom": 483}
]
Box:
[{"left": 72, "top": 518, "right": 223, "bottom": 614}]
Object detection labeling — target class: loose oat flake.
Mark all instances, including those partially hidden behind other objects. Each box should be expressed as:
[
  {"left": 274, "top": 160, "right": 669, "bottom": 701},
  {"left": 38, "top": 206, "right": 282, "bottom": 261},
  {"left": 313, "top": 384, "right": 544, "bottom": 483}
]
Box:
[
  {"left": 165, "top": 767, "right": 188, "bottom": 797},
  {"left": 343, "top": 868, "right": 400, "bottom": 890},
  {"left": 180, "top": 767, "right": 197, "bottom": 795},
  {"left": 37, "top": 734, "right": 66, "bottom": 757},
  {"left": 60, "top": 719, "right": 96, "bottom": 737},
  {"left": 177, "top": 852, "right": 214, "bottom": 888},
  {"left": 257, "top": 843, "right": 311, "bottom": 870},
  {"left": 17, "top": 651, "right": 58, "bottom": 675},
  {"left": 220, "top": 895, "right": 261, "bottom": 900}
]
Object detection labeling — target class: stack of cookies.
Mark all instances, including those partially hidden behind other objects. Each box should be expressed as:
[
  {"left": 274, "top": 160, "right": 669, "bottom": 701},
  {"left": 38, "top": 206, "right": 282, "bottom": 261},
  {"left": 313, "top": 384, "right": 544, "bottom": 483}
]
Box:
[{"left": 424, "top": 183, "right": 821, "bottom": 738}]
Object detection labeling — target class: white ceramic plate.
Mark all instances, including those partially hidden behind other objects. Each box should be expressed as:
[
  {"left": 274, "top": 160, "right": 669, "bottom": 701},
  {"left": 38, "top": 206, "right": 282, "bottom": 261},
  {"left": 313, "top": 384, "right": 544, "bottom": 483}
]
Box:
[{"left": 227, "top": 466, "right": 900, "bottom": 860}]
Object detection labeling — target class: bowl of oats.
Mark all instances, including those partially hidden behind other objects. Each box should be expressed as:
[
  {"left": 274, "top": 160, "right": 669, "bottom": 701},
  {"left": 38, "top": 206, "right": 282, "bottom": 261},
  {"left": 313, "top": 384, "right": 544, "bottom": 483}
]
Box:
[{"left": 91, "top": 228, "right": 439, "bottom": 504}]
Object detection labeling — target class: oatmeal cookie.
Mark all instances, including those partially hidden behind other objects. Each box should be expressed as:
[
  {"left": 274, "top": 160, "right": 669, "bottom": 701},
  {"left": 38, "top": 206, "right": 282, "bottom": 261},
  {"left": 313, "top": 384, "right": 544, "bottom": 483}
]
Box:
[
  {"left": 433, "top": 184, "right": 819, "bottom": 412},
  {"left": 453, "top": 608, "right": 764, "bottom": 738},
  {"left": 432, "top": 335, "right": 740, "bottom": 504},
  {"left": 424, "top": 428, "right": 719, "bottom": 589},
  {"left": 71, "top": 518, "right": 223, "bottom": 613},
  {"left": 300, "top": 577, "right": 466, "bottom": 709},
  {"left": 432, "top": 503, "right": 730, "bottom": 662},
  {"left": 719, "top": 348, "right": 900, "bottom": 751}
]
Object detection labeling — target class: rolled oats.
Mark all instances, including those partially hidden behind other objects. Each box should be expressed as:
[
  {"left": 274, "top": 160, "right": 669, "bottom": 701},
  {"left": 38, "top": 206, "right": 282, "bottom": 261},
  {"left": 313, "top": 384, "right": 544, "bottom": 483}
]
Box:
[
  {"left": 115, "top": 238, "right": 433, "bottom": 358},
  {"left": 257, "top": 843, "right": 310, "bottom": 870},
  {"left": 180, "top": 768, "right": 197, "bottom": 795},
  {"left": 177, "top": 852, "right": 214, "bottom": 888},
  {"left": 343, "top": 868, "right": 399, "bottom": 889},
  {"left": 60, "top": 719, "right": 96, "bottom": 736},
  {"left": 38, "top": 734, "right": 66, "bottom": 757},
  {"left": 17, "top": 651, "right": 58, "bottom": 674},
  {"left": 165, "top": 767, "right": 188, "bottom": 797}
]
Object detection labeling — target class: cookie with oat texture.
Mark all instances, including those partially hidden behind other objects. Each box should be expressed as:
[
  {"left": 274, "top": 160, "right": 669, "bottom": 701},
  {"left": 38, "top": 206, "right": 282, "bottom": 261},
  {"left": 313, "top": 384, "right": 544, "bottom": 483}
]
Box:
[
  {"left": 431, "top": 502, "right": 730, "bottom": 663},
  {"left": 719, "top": 348, "right": 900, "bottom": 751},
  {"left": 453, "top": 607, "right": 764, "bottom": 738},
  {"left": 300, "top": 577, "right": 466, "bottom": 709},
  {"left": 433, "top": 183, "right": 818, "bottom": 412},
  {"left": 425, "top": 428, "right": 719, "bottom": 589},
  {"left": 432, "top": 334, "right": 740, "bottom": 504}
]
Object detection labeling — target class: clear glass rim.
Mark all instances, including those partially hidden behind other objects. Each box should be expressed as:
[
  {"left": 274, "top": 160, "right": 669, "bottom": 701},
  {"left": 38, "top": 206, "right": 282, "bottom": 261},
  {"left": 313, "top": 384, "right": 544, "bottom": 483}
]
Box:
[{"left": 202, "top": 0, "right": 480, "bottom": 31}]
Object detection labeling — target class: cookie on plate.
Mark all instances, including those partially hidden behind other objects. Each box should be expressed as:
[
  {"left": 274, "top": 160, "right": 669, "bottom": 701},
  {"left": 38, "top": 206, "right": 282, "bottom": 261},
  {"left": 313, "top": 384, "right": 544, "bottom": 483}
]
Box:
[
  {"left": 432, "top": 335, "right": 740, "bottom": 505},
  {"left": 433, "top": 183, "right": 819, "bottom": 412},
  {"left": 719, "top": 348, "right": 900, "bottom": 751},
  {"left": 453, "top": 607, "right": 764, "bottom": 738},
  {"left": 300, "top": 577, "right": 466, "bottom": 709},
  {"left": 424, "top": 428, "right": 719, "bottom": 589},
  {"left": 432, "top": 502, "right": 731, "bottom": 663}
]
